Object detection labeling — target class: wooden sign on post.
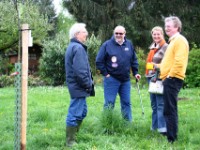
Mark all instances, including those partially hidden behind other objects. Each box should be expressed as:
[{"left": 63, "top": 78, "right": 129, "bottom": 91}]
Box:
[{"left": 21, "top": 24, "right": 29, "bottom": 150}]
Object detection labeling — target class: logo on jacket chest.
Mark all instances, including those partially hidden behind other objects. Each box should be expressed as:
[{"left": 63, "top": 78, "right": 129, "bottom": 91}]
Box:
[{"left": 124, "top": 47, "right": 129, "bottom": 51}]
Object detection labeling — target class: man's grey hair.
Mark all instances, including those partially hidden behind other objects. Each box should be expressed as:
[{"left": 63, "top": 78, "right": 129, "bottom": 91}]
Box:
[
  {"left": 165, "top": 16, "right": 182, "bottom": 32},
  {"left": 69, "top": 23, "right": 86, "bottom": 39},
  {"left": 113, "top": 25, "right": 126, "bottom": 34}
]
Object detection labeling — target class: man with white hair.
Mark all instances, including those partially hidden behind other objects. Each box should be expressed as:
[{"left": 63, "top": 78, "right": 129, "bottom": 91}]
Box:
[
  {"left": 65, "top": 23, "right": 95, "bottom": 147},
  {"left": 96, "top": 25, "right": 141, "bottom": 122}
]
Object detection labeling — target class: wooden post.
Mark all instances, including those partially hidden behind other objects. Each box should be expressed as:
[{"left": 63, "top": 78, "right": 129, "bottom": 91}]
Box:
[{"left": 21, "top": 24, "right": 29, "bottom": 150}]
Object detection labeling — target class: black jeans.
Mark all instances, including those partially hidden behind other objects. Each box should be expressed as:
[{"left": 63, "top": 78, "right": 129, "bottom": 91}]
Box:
[{"left": 163, "top": 77, "right": 183, "bottom": 142}]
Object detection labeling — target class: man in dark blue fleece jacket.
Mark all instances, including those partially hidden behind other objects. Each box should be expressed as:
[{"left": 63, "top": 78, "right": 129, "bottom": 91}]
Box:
[
  {"left": 96, "top": 25, "right": 141, "bottom": 122},
  {"left": 65, "top": 23, "right": 94, "bottom": 147}
]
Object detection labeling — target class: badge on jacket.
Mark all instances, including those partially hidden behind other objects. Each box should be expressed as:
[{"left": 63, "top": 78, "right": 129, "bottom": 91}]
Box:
[{"left": 111, "top": 56, "right": 118, "bottom": 68}]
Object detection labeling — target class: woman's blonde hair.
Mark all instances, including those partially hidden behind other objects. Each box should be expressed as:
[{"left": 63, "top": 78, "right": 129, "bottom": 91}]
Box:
[{"left": 151, "top": 26, "right": 164, "bottom": 35}]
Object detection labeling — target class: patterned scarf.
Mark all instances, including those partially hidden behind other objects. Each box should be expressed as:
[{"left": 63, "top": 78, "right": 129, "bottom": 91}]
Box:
[{"left": 145, "top": 39, "right": 166, "bottom": 75}]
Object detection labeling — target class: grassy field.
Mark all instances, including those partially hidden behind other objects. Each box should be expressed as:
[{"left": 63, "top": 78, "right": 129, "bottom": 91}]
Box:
[{"left": 0, "top": 85, "right": 200, "bottom": 150}]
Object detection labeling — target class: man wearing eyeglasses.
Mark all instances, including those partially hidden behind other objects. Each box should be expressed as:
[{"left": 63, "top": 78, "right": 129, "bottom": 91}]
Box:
[{"left": 96, "top": 25, "right": 141, "bottom": 122}]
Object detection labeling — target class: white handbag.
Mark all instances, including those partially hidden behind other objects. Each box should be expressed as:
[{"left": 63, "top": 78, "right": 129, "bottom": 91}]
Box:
[{"left": 148, "top": 80, "right": 163, "bottom": 94}]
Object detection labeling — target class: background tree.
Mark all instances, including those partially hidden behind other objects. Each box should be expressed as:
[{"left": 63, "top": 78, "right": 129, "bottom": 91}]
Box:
[
  {"left": 0, "top": 0, "right": 55, "bottom": 51},
  {"left": 0, "top": 1, "right": 18, "bottom": 51},
  {"left": 63, "top": 0, "right": 200, "bottom": 50},
  {"left": 63, "top": 0, "right": 133, "bottom": 42},
  {"left": 124, "top": 0, "right": 152, "bottom": 49},
  {"left": 30, "top": 0, "right": 57, "bottom": 36},
  {"left": 142, "top": 0, "right": 200, "bottom": 48}
]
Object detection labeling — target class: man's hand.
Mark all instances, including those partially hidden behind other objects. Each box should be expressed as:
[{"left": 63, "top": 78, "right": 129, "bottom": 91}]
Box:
[
  {"left": 105, "top": 74, "right": 110, "bottom": 78},
  {"left": 135, "top": 74, "right": 141, "bottom": 81},
  {"left": 10, "top": 72, "right": 19, "bottom": 76}
]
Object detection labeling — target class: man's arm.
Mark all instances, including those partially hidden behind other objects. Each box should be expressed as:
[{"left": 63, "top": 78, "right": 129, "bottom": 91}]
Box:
[{"left": 95, "top": 43, "right": 109, "bottom": 76}]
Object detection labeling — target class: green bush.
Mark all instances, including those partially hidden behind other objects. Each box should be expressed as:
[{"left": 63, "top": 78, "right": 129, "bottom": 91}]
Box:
[
  {"left": 0, "top": 74, "right": 53, "bottom": 88},
  {"left": 185, "top": 44, "right": 200, "bottom": 88},
  {"left": 39, "top": 32, "right": 101, "bottom": 86},
  {"left": 0, "top": 75, "right": 14, "bottom": 88},
  {"left": 39, "top": 32, "right": 67, "bottom": 86},
  {"left": 28, "top": 75, "right": 52, "bottom": 87},
  {"left": 132, "top": 47, "right": 147, "bottom": 87},
  {"left": 86, "top": 34, "right": 101, "bottom": 75},
  {"left": 0, "top": 55, "right": 14, "bottom": 75}
]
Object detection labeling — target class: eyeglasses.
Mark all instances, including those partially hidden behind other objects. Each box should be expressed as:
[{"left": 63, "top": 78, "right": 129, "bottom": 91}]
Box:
[
  {"left": 115, "top": 32, "right": 124, "bottom": 35},
  {"left": 79, "top": 31, "right": 88, "bottom": 34}
]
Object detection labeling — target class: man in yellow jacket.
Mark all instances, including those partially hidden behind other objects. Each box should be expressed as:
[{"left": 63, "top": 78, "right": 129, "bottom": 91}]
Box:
[{"left": 160, "top": 16, "right": 189, "bottom": 143}]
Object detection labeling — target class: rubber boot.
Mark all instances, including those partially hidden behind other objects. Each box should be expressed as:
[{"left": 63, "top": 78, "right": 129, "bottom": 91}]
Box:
[
  {"left": 77, "top": 120, "right": 82, "bottom": 132},
  {"left": 66, "top": 126, "right": 78, "bottom": 147}
]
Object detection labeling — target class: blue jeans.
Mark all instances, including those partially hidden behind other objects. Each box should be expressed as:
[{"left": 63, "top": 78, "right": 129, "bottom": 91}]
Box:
[
  {"left": 66, "top": 97, "right": 87, "bottom": 127},
  {"left": 163, "top": 77, "right": 183, "bottom": 142},
  {"left": 148, "top": 78, "right": 166, "bottom": 132},
  {"left": 103, "top": 76, "right": 132, "bottom": 121}
]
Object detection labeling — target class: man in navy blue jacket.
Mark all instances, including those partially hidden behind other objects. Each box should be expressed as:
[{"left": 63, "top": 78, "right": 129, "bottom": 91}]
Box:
[
  {"left": 65, "top": 23, "right": 94, "bottom": 147},
  {"left": 96, "top": 25, "right": 141, "bottom": 122}
]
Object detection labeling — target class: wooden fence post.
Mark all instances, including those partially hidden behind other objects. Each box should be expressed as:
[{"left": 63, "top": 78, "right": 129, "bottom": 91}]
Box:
[{"left": 21, "top": 24, "right": 29, "bottom": 150}]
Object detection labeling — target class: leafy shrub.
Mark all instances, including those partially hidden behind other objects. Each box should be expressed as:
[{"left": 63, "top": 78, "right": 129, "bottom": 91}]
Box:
[
  {"left": 28, "top": 75, "right": 52, "bottom": 86},
  {"left": 132, "top": 47, "right": 147, "bottom": 87},
  {"left": 185, "top": 44, "right": 200, "bottom": 88},
  {"left": 86, "top": 34, "right": 101, "bottom": 75},
  {"left": 0, "top": 55, "right": 14, "bottom": 75},
  {"left": 39, "top": 31, "right": 101, "bottom": 86},
  {"left": 39, "top": 15, "right": 75, "bottom": 86},
  {"left": 39, "top": 32, "right": 67, "bottom": 86},
  {"left": 0, "top": 74, "right": 53, "bottom": 88},
  {"left": 0, "top": 75, "right": 14, "bottom": 88}
]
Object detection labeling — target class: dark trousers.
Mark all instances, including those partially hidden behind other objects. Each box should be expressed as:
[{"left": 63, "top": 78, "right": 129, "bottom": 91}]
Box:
[{"left": 163, "top": 77, "right": 183, "bottom": 142}]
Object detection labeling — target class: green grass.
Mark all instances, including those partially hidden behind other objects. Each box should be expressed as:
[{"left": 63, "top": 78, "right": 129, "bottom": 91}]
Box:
[{"left": 0, "top": 86, "right": 200, "bottom": 150}]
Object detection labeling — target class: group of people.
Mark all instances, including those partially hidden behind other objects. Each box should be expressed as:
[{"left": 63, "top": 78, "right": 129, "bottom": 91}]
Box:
[{"left": 64, "top": 16, "right": 189, "bottom": 147}]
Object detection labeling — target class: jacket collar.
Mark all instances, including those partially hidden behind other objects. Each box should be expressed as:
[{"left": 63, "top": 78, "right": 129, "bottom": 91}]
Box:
[
  {"left": 169, "top": 32, "right": 180, "bottom": 42},
  {"left": 71, "top": 38, "right": 87, "bottom": 49},
  {"left": 149, "top": 39, "right": 166, "bottom": 49},
  {"left": 111, "top": 36, "right": 126, "bottom": 45}
]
